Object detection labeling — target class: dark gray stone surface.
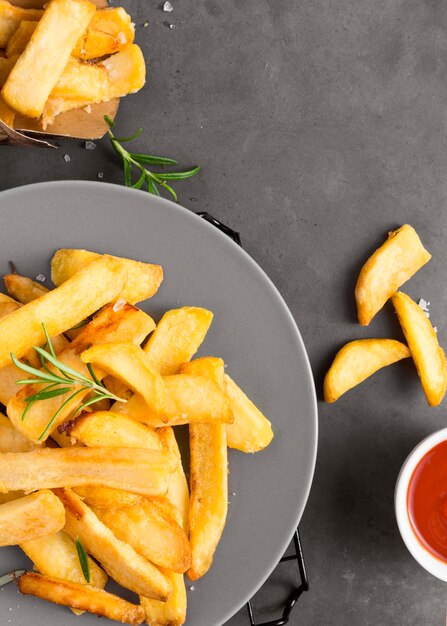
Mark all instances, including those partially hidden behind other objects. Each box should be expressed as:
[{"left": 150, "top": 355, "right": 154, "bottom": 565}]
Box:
[{"left": 2, "top": 1, "right": 447, "bottom": 624}]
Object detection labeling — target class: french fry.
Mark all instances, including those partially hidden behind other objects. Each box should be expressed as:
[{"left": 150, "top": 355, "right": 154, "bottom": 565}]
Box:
[
  {"left": 102, "top": 43, "right": 146, "bottom": 98},
  {"left": 0, "top": 447, "right": 176, "bottom": 495},
  {"left": 323, "top": 339, "right": 411, "bottom": 403},
  {"left": 0, "top": 0, "right": 41, "bottom": 48},
  {"left": 56, "top": 488, "right": 172, "bottom": 600},
  {"left": 0, "top": 490, "right": 65, "bottom": 546},
  {"left": 180, "top": 358, "right": 228, "bottom": 580},
  {"left": 81, "top": 343, "right": 166, "bottom": 418},
  {"left": 4, "top": 274, "right": 49, "bottom": 303},
  {"left": 95, "top": 498, "right": 192, "bottom": 573},
  {"left": 188, "top": 421, "right": 228, "bottom": 580},
  {"left": 0, "top": 300, "right": 19, "bottom": 316},
  {"left": 51, "top": 57, "right": 109, "bottom": 101},
  {"left": 51, "top": 248, "right": 163, "bottom": 305},
  {"left": 18, "top": 572, "right": 145, "bottom": 626},
  {"left": 224, "top": 375, "right": 274, "bottom": 452},
  {"left": 21, "top": 530, "right": 108, "bottom": 588},
  {"left": 355, "top": 225, "right": 431, "bottom": 326},
  {"left": 0, "top": 413, "right": 36, "bottom": 452},
  {"left": 140, "top": 569, "right": 187, "bottom": 626},
  {"left": 114, "top": 374, "right": 233, "bottom": 427},
  {"left": 2, "top": 0, "right": 97, "bottom": 118},
  {"left": 0, "top": 255, "right": 126, "bottom": 369},
  {"left": 392, "top": 292, "right": 447, "bottom": 406},
  {"left": 158, "top": 427, "right": 189, "bottom": 534},
  {"left": 74, "top": 485, "right": 144, "bottom": 509},
  {"left": 8, "top": 302, "right": 154, "bottom": 442},
  {"left": 63, "top": 410, "right": 162, "bottom": 449},
  {"left": 144, "top": 307, "right": 213, "bottom": 375},
  {"left": 6, "top": 8, "right": 134, "bottom": 60}
]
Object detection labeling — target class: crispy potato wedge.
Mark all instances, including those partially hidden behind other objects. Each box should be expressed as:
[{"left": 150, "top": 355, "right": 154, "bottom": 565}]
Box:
[
  {"left": 74, "top": 485, "right": 144, "bottom": 509},
  {"left": 7, "top": 8, "right": 134, "bottom": 59},
  {"left": 0, "top": 0, "right": 41, "bottom": 48},
  {"left": 81, "top": 343, "right": 166, "bottom": 417},
  {"left": 392, "top": 292, "right": 447, "bottom": 406},
  {"left": 158, "top": 427, "right": 189, "bottom": 534},
  {"left": 4, "top": 274, "right": 49, "bottom": 304},
  {"left": 188, "top": 422, "right": 228, "bottom": 580},
  {"left": 64, "top": 410, "right": 162, "bottom": 449},
  {"left": 18, "top": 572, "right": 144, "bottom": 625},
  {"left": 140, "top": 570, "right": 187, "bottom": 626},
  {"left": 21, "top": 530, "right": 107, "bottom": 588},
  {"left": 181, "top": 358, "right": 228, "bottom": 580},
  {"left": 2, "top": 0, "right": 96, "bottom": 118},
  {"left": 0, "top": 413, "right": 36, "bottom": 452},
  {"left": 323, "top": 339, "right": 411, "bottom": 403},
  {"left": 57, "top": 488, "right": 172, "bottom": 600},
  {"left": 95, "top": 499, "right": 191, "bottom": 573},
  {"left": 51, "top": 248, "right": 163, "bottom": 305},
  {"left": 102, "top": 43, "right": 146, "bottom": 98},
  {"left": 144, "top": 307, "right": 213, "bottom": 375},
  {"left": 0, "top": 490, "right": 65, "bottom": 546},
  {"left": 0, "top": 255, "right": 126, "bottom": 369},
  {"left": 224, "top": 375, "right": 274, "bottom": 452},
  {"left": 0, "top": 447, "right": 176, "bottom": 495},
  {"left": 355, "top": 225, "right": 431, "bottom": 326},
  {"left": 114, "top": 374, "right": 233, "bottom": 427},
  {"left": 103, "top": 374, "right": 133, "bottom": 400},
  {"left": 52, "top": 57, "right": 109, "bottom": 101},
  {"left": 8, "top": 302, "right": 154, "bottom": 442}
]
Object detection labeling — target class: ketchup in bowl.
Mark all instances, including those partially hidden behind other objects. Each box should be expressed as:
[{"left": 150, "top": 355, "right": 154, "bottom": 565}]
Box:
[{"left": 407, "top": 439, "right": 447, "bottom": 562}]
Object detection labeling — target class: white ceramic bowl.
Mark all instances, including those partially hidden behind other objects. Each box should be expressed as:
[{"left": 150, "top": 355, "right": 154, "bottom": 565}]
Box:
[{"left": 395, "top": 428, "right": 447, "bottom": 581}]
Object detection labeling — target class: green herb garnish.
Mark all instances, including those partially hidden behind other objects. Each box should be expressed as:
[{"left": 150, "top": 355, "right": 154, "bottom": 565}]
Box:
[
  {"left": 104, "top": 115, "right": 200, "bottom": 201},
  {"left": 10, "top": 323, "right": 127, "bottom": 441},
  {"left": 75, "top": 537, "right": 91, "bottom": 583}
]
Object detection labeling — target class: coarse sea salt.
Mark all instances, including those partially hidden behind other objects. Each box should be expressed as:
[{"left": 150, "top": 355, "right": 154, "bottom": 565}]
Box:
[
  {"left": 85, "top": 141, "right": 96, "bottom": 150},
  {"left": 163, "top": 1, "right": 173, "bottom": 11},
  {"left": 35, "top": 274, "right": 46, "bottom": 282},
  {"left": 63, "top": 154, "right": 71, "bottom": 163},
  {"left": 113, "top": 297, "right": 126, "bottom": 312}
]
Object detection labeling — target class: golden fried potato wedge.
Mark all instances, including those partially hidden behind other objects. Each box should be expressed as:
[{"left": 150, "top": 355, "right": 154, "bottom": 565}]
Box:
[
  {"left": 0, "top": 447, "right": 176, "bottom": 495},
  {"left": 355, "top": 225, "right": 431, "bottom": 326},
  {"left": 140, "top": 570, "right": 187, "bottom": 626},
  {"left": 8, "top": 303, "right": 154, "bottom": 442},
  {"left": 4, "top": 274, "right": 49, "bottom": 304},
  {"left": 5, "top": 20, "right": 36, "bottom": 57},
  {"left": 0, "top": 255, "right": 126, "bottom": 369},
  {"left": 95, "top": 499, "right": 191, "bottom": 573},
  {"left": 81, "top": 343, "right": 166, "bottom": 418},
  {"left": 64, "top": 410, "right": 162, "bottom": 449},
  {"left": 0, "top": 490, "right": 65, "bottom": 546},
  {"left": 56, "top": 488, "right": 172, "bottom": 600},
  {"left": 158, "top": 427, "right": 189, "bottom": 533},
  {"left": 188, "top": 422, "right": 228, "bottom": 580},
  {"left": 179, "top": 356, "right": 225, "bottom": 387},
  {"left": 18, "top": 572, "right": 144, "bottom": 625},
  {"left": 323, "top": 339, "right": 411, "bottom": 403},
  {"left": 51, "top": 248, "right": 163, "bottom": 305},
  {"left": 2, "top": 0, "right": 96, "bottom": 118},
  {"left": 114, "top": 374, "right": 233, "bottom": 427},
  {"left": 0, "top": 0, "right": 41, "bottom": 48},
  {"left": 0, "top": 413, "right": 36, "bottom": 452},
  {"left": 21, "top": 530, "right": 107, "bottom": 588},
  {"left": 392, "top": 292, "right": 447, "bottom": 406},
  {"left": 144, "top": 307, "right": 213, "bottom": 375},
  {"left": 224, "top": 375, "right": 274, "bottom": 452},
  {"left": 74, "top": 486, "right": 144, "bottom": 509}
]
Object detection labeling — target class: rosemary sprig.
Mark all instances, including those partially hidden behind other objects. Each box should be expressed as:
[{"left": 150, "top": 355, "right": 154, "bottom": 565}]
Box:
[
  {"left": 104, "top": 115, "right": 200, "bottom": 202},
  {"left": 10, "top": 324, "right": 127, "bottom": 441},
  {"left": 75, "top": 537, "right": 91, "bottom": 583}
]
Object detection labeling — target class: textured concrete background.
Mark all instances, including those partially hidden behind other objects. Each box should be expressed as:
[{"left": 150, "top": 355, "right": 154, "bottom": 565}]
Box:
[{"left": 2, "top": 1, "right": 447, "bottom": 624}]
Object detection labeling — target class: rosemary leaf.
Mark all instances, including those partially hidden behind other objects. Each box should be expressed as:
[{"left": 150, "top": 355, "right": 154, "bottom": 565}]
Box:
[{"left": 75, "top": 538, "right": 91, "bottom": 583}]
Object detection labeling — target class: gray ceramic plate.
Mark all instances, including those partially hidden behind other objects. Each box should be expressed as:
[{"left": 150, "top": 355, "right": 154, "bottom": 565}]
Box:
[{"left": 0, "top": 181, "right": 317, "bottom": 626}]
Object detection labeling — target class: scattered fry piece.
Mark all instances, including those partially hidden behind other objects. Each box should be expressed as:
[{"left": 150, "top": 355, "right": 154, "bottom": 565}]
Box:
[{"left": 140, "top": 569, "right": 187, "bottom": 626}]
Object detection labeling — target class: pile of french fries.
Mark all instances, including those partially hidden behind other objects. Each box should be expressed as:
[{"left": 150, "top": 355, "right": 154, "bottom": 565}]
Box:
[
  {"left": 0, "top": 0, "right": 145, "bottom": 129},
  {"left": 0, "top": 248, "right": 274, "bottom": 625},
  {"left": 324, "top": 224, "right": 447, "bottom": 406}
]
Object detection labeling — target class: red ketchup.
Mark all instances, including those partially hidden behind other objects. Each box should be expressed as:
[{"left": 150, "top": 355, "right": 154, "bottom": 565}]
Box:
[{"left": 407, "top": 439, "right": 447, "bottom": 562}]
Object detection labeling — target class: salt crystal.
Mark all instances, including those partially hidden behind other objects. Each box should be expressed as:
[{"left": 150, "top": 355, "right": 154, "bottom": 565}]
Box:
[
  {"left": 117, "top": 31, "right": 127, "bottom": 44},
  {"left": 232, "top": 491, "right": 236, "bottom": 496},
  {"left": 189, "top": 586, "right": 195, "bottom": 591},
  {"left": 113, "top": 297, "right": 126, "bottom": 312},
  {"left": 163, "top": 1, "right": 173, "bottom": 11},
  {"left": 425, "top": 311, "right": 430, "bottom": 318},
  {"left": 35, "top": 274, "right": 46, "bottom": 282},
  {"left": 144, "top": 21, "right": 149, "bottom": 27},
  {"left": 83, "top": 105, "right": 92, "bottom": 114},
  {"left": 63, "top": 154, "right": 71, "bottom": 163},
  {"left": 434, "top": 327, "right": 438, "bottom": 333},
  {"left": 418, "top": 298, "right": 428, "bottom": 311},
  {"left": 169, "top": 23, "right": 176, "bottom": 29},
  {"left": 85, "top": 141, "right": 96, "bottom": 150},
  {"left": 97, "top": 172, "right": 104, "bottom": 179}
]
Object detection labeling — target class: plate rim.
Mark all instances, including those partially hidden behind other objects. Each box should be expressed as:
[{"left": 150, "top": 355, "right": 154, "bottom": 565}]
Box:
[{"left": 0, "top": 180, "right": 318, "bottom": 625}]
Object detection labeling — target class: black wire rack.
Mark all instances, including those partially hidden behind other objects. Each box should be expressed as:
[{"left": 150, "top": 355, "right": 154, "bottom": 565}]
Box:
[{"left": 196, "top": 211, "right": 309, "bottom": 625}]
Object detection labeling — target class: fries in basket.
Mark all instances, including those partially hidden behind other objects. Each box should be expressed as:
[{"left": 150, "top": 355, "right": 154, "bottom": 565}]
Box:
[{"left": 0, "top": 247, "right": 274, "bottom": 625}]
